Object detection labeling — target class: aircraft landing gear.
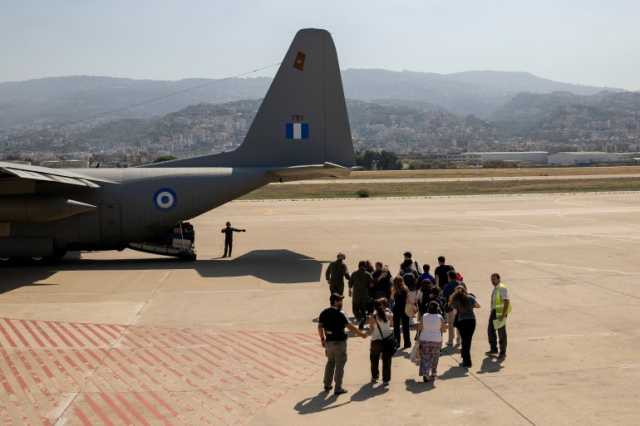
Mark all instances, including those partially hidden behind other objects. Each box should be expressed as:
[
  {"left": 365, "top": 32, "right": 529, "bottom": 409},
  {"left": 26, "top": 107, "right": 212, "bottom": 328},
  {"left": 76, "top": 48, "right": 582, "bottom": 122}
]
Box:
[{"left": 129, "top": 221, "right": 197, "bottom": 260}]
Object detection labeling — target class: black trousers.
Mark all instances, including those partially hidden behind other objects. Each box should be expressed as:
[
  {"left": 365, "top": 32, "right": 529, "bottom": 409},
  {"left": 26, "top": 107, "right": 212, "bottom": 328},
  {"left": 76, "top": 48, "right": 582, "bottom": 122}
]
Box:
[
  {"left": 223, "top": 240, "right": 233, "bottom": 257},
  {"left": 393, "top": 310, "right": 411, "bottom": 348},
  {"left": 456, "top": 318, "right": 476, "bottom": 366},
  {"left": 488, "top": 310, "right": 507, "bottom": 355},
  {"left": 370, "top": 340, "right": 393, "bottom": 382}
]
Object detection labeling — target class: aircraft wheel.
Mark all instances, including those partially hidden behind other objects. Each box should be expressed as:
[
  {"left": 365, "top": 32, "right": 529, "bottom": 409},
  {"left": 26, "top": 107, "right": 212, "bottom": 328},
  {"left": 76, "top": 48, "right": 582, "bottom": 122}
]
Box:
[{"left": 179, "top": 253, "right": 197, "bottom": 261}]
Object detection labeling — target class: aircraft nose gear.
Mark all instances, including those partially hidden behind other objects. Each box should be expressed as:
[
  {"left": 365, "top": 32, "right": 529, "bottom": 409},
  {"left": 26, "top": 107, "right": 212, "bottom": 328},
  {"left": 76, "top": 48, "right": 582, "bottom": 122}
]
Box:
[{"left": 128, "top": 222, "right": 197, "bottom": 260}]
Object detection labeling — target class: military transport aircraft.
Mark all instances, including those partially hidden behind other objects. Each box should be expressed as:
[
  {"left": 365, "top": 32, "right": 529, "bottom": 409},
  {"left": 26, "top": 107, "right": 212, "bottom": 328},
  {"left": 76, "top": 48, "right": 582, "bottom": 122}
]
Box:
[{"left": 0, "top": 28, "right": 354, "bottom": 261}]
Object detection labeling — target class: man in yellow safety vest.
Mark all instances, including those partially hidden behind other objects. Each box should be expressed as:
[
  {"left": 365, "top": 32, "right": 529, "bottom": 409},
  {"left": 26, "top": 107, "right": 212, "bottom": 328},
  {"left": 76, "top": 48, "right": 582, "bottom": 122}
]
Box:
[{"left": 487, "top": 273, "right": 511, "bottom": 360}]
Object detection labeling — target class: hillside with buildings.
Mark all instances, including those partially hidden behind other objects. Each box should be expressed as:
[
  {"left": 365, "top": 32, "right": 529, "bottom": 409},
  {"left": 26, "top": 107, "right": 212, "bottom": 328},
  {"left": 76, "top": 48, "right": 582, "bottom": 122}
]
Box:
[
  {"left": 1, "top": 72, "right": 638, "bottom": 167},
  {"left": 0, "top": 69, "right": 615, "bottom": 132}
]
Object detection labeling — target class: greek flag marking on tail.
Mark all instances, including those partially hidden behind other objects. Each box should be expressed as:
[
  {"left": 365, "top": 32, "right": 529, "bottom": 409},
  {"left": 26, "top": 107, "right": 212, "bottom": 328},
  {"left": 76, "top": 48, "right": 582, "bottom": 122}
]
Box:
[{"left": 285, "top": 115, "right": 309, "bottom": 140}]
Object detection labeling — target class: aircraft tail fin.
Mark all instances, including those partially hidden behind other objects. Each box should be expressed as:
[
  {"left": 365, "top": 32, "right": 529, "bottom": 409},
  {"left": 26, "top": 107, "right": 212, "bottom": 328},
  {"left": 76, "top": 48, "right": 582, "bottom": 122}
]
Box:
[{"left": 148, "top": 28, "right": 354, "bottom": 168}]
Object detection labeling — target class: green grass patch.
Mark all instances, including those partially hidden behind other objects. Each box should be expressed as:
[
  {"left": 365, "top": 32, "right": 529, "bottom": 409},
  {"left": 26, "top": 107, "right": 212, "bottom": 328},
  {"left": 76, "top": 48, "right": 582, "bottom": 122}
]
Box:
[{"left": 242, "top": 178, "right": 640, "bottom": 200}]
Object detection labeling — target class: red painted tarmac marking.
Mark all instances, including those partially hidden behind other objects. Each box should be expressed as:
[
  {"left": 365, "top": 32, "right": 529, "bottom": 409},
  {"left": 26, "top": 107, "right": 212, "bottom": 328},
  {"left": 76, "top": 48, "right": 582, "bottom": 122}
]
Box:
[
  {"left": 141, "top": 349, "right": 184, "bottom": 380},
  {"left": 84, "top": 393, "right": 114, "bottom": 426},
  {"left": 83, "top": 324, "right": 113, "bottom": 347},
  {"left": 114, "top": 393, "right": 150, "bottom": 426},
  {"left": 98, "top": 392, "right": 133, "bottom": 425},
  {"left": 20, "top": 321, "right": 45, "bottom": 348},
  {"left": 43, "top": 348, "right": 80, "bottom": 388},
  {"left": 292, "top": 332, "right": 318, "bottom": 342},
  {"left": 105, "top": 324, "right": 126, "bottom": 335},
  {"left": 93, "top": 324, "right": 118, "bottom": 341},
  {"left": 132, "top": 392, "right": 173, "bottom": 426},
  {"left": 73, "top": 406, "right": 92, "bottom": 426},
  {"left": 44, "top": 322, "right": 72, "bottom": 347},
  {"left": 130, "top": 328, "right": 168, "bottom": 348},
  {"left": 139, "top": 345, "right": 240, "bottom": 421},
  {"left": 214, "top": 333, "right": 302, "bottom": 376},
  {"left": 241, "top": 331, "right": 319, "bottom": 364},
  {"left": 214, "top": 333, "right": 289, "bottom": 377},
  {"left": 0, "top": 348, "right": 29, "bottom": 392},
  {"left": 83, "top": 348, "right": 104, "bottom": 367},
  {"left": 30, "top": 321, "right": 58, "bottom": 348},
  {"left": 174, "top": 329, "right": 201, "bottom": 346},
  {"left": 175, "top": 328, "right": 216, "bottom": 346},
  {"left": 196, "top": 388, "right": 236, "bottom": 422},
  {"left": 100, "top": 392, "right": 132, "bottom": 425},
  {"left": 58, "top": 350, "right": 91, "bottom": 385},
  {"left": 4, "top": 319, "right": 30, "bottom": 347},
  {"left": 28, "top": 349, "right": 55, "bottom": 381},
  {"left": 265, "top": 332, "right": 323, "bottom": 358},
  {"left": 193, "top": 333, "right": 272, "bottom": 380},
  {"left": 0, "top": 321, "right": 17, "bottom": 347},
  {"left": 198, "top": 334, "right": 278, "bottom": 380},
  {"left": 71, "top": 349, "right": 95, "bottom": 371},
  {"left": 0, "top": 364, "right": 14, "bottom": 394},
  {"left": 136, "top": 328, "right": 171, "bottom": 347},
  {"left": 112, "top": 350, "right": 163, "bottom": 388},
  {"left": 69, "top": 323, "right": 99, "bottom": 347},
  {"left": 56, "top": 322, "right": 85, "bottom": 347},
  {"left": 147, "top": 391, "right": 178, "bottom": 418},
  {"left": 98, "top": 348, "right": 137, "bottom": 384},
  {"left": 98, "top": 349, "right": 178, "bottom": 419},
  {"left": 155, "top": 328, "right": 191, "bottom": 347},
  {"left": 224, "top": 341, "right": 288, "bottom": 378},
  {"left": 161, "top": 332, "right": 191, "bottom": 348},
  {"left": 152, "top": 346, "right": 212, "bottom": 382},
  {"left": 183, "top": 347, "right": 238, "bottom": 385},
  {"left": 13, "top": 348, "right": 59, "bottom": 411},
  {"left": 118, "top": 332, "right": 144, "bottom": 349},
  {"left": 97, "top": 354, "right": 148, "bottom": 391}
]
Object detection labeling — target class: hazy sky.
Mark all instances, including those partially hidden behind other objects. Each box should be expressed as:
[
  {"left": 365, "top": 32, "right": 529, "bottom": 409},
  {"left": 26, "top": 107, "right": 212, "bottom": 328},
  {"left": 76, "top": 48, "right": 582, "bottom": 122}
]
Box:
[{"left": 2, "top": 0, "right": 639, "bottom": 89}]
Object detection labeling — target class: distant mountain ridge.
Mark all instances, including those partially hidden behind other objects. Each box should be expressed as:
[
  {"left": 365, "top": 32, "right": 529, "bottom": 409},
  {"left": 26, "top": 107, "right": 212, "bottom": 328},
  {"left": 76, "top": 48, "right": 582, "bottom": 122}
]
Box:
[
  {"left": 7, "top": 91, "right": 639, "bottom": 161},
  {"left": 0, "top": 69, "right": 621, "bottom": 131}
]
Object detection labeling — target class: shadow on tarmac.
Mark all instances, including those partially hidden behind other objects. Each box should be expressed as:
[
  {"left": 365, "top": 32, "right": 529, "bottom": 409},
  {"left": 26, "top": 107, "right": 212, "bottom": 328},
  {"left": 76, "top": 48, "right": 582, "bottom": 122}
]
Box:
[
  {"left": 477, "top": 356, "right": 504, "bottom": 374},
  {"left": 0, "top": 249, "right": 328, "bottom": 294},
  {"left": 438, "top": 365, "right": 470, "bottom": 380},
  {"left": 294, "top": 382, "right": 389, "bottom": 415},
  {"left": 294, "top": 391, "right": 351, "bottom": 414},
  {"left": 405, "top": 378, "right": 435, "bottom": 394},
  {"left": 351, "top": 382, "right": 389, "bottom": 401}
]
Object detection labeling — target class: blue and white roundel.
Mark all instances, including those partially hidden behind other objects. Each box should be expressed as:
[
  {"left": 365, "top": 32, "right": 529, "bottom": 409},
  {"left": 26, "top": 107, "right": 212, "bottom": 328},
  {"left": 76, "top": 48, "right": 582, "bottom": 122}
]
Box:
[{"left": 154, "top": 188, "right": 177, "bottom": 210}]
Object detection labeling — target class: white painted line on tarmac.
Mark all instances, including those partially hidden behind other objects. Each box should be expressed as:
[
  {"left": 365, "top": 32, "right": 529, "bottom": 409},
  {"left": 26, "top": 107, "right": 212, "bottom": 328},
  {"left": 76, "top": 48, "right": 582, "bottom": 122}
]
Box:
[{"left": 51, "top": 392, "right": 77, "bottom": 426}]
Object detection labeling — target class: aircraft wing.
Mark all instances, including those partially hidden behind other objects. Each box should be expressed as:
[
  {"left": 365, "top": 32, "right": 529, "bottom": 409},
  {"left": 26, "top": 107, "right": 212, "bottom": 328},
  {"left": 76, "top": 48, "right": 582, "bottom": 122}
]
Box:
[
  {"left": 266, "top": 162, "right": 351, "bottom": 182},
  {"left": 0, "top": 161, "right": 112, "bottom": 189}
]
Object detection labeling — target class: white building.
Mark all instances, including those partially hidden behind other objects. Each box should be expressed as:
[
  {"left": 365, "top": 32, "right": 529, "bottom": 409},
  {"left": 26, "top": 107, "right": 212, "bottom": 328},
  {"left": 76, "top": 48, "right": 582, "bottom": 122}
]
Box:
[
  {"left": 463, "top": 151, "right": 549, "bottom": 165},
  {"left": 547, "top": 152, "right": 628, "bottom": 166},
  {"left": 40, "top": 159, "right": 90, "bottom": 168}
]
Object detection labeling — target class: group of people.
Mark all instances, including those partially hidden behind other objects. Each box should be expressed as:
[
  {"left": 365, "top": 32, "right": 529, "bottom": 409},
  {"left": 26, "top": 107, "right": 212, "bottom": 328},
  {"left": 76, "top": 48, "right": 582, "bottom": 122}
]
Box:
[{"left": 319, "top": 252, "right": 511, "bottom": 396}]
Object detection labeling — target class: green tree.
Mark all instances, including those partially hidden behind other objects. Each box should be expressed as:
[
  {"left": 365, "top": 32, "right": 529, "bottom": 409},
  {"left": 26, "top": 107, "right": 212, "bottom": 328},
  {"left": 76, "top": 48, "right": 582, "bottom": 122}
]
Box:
[
  {"left": 355, "top": 150, "right": 401, "bottom": 170},
  {"left": 153, "top": 155, "right": 177, "bottom": 163}
]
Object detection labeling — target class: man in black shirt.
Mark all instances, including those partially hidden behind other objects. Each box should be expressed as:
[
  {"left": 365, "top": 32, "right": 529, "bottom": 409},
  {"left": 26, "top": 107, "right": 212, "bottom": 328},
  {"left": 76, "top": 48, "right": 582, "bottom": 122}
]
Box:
[
  {"left": 434, "top": 255, "right": 453, "bottom": 289},
  {"left": 318, "top": 293, "right": 367, "bottom": 395},
  {"left": 221, "top": 222, "right": 246, "bottom": 257},
  {"left": 372, "top": 262, "right": 392, "bottom": 300}
]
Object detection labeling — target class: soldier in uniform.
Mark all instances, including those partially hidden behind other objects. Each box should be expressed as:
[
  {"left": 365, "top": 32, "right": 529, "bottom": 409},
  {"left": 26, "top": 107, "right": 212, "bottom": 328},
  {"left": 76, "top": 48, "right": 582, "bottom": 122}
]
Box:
[
  {"left": 221, "top": 222, "right": 246, "bottom": 258},
  {"left": 349, "top": 260, "right": 374, "bottom": 329},
  {"left": 325, "top": 253, "right": 350, "bottom": 296}
]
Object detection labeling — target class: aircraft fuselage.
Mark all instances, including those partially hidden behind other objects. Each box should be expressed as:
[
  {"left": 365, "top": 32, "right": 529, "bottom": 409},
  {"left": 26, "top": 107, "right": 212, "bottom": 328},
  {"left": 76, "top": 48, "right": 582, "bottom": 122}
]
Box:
[{"left": 6, "top": 167, "right": 271, "bottom": 254}]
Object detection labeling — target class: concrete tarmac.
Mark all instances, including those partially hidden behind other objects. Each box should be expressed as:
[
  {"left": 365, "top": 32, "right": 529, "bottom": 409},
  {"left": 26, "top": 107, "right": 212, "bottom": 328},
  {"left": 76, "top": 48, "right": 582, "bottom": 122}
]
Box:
[{"left": 1, "top": 192, "right": 640, "bottom": 425}]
